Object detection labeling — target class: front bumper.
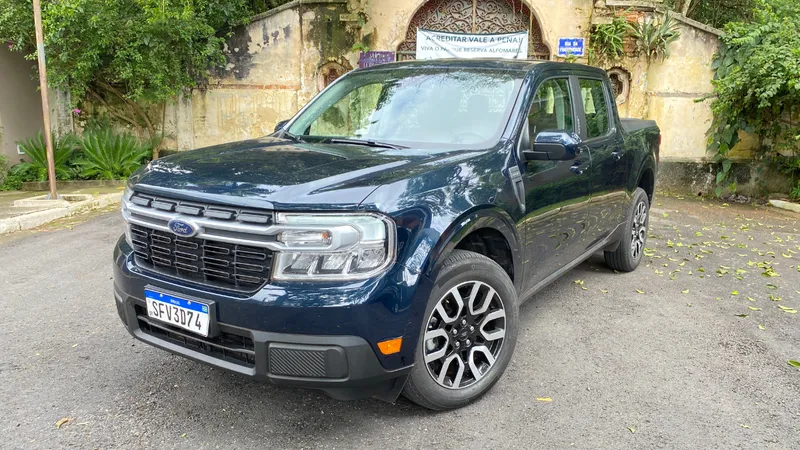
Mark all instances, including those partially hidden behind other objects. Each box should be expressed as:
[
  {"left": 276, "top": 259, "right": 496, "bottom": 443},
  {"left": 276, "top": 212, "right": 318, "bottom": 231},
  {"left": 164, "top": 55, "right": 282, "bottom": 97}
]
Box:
[{"left": 113, "top": 236, "right": 430, "bottom": 401}]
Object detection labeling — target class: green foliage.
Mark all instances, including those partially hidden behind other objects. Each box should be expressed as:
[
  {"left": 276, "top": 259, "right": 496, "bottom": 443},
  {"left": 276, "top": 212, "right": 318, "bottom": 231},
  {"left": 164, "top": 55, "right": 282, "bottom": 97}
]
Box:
[
  {"left": 14, "top": 131, "right": 80, "bottom": 182},
  {"left": 0, "top": 164, "right": 40, "bottom": 191},
  {"left": 76, "top": 129, "right": 152, "bottom": 180},
  {"left": 664, "top": 0, "right": 755, "bottom": 29},
  {"left": 707, "top": 0, "right": 800, "bottom": 194},
  {"left": 628, "top": 12, "right": 681, "bottom": 63},
  {"left": 590, "top": 14, "right": 629, "bottom": 62},
  {"left": 0, "top": 0, "right": 257, "bottom": 138}
]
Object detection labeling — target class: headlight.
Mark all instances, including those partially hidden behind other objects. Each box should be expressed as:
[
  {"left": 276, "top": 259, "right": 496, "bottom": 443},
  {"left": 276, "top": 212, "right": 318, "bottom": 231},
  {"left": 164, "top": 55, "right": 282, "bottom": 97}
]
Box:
[
  {"left": 272, "top": 213, "right": 396, "bottom": 281},
  {"left": 122, "top": 182, "right": 135, "bottom": 246}
]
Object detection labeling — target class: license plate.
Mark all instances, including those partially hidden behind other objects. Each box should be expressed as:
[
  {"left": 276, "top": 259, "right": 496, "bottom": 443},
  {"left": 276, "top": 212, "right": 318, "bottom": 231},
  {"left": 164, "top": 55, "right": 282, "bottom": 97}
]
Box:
[{"left": 145, "top": 290, "right": 210, "bottom": 337}]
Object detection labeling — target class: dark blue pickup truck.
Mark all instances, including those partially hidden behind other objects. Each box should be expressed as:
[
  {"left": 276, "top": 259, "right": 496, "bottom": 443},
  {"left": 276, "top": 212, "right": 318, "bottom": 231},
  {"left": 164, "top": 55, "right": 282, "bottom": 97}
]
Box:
[{"left": 113, "top": 59, "right": 659, "bottom": 410}]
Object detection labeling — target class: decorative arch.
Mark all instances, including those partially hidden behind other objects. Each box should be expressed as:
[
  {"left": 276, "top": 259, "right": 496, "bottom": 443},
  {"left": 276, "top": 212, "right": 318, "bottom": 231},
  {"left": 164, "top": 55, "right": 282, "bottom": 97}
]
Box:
[{"left": 396, "top": 0, "right": 551, "bottom": 61}]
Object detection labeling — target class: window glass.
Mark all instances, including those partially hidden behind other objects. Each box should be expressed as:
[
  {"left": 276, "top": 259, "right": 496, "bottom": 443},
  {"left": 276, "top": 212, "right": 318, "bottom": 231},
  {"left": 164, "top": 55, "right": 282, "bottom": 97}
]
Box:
[
  {"left": 528, "top": 79, "right": 573, "bottom": 138},
  {"left": 288, "top": 68, "right": 524, "bottom": 148},
  {"left": 579, "top": 79, "right": 610, "bottom": 139}
]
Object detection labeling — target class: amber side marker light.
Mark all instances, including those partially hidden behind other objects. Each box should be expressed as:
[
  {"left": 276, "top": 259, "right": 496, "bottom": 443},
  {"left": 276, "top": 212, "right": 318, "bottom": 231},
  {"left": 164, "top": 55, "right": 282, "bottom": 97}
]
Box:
[{"left": 377, "top": 337, "right": 402, "bottom": 355}]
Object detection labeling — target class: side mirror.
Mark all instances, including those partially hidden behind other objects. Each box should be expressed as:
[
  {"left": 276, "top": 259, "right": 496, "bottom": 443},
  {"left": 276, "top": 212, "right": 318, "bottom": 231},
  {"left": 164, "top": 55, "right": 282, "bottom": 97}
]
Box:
[
  {"left": 523, "top": 131, "right": 581, "bottom": 161},
  {"left": 274, "top": 120, "right": 290, "bottom": 133}
]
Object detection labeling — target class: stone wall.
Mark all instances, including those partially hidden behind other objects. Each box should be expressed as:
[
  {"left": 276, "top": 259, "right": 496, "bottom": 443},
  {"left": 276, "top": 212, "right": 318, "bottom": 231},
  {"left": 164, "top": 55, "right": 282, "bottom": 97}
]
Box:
[
  {"left": 164, "top": 0, "right": 354, "bottom": 150},
  {"left": 163, "top": 0, "right": 727, "bottom": 167}
]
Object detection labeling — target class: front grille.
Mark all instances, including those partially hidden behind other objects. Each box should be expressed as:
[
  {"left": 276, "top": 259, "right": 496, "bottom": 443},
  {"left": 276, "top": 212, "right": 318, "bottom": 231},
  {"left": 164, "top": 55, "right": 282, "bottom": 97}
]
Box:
[
  {"left": 131, "top": 223, "right": 273, "bottom": 292},
  {"left": 130, "top": 193, "right": 273, "bottom": 224},
  {"left": 136, "top": 307, "right": 256, "bottom": 367}
]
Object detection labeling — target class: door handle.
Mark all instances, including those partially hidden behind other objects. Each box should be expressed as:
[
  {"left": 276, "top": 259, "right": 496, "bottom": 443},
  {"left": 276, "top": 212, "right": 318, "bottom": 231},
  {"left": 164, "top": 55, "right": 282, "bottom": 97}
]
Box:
[
  {"left": 570, "top": 163, "right": 584, "bottom": 176},
  {"left": 612, "top": 151, "right": 623, "bottom": 161}
]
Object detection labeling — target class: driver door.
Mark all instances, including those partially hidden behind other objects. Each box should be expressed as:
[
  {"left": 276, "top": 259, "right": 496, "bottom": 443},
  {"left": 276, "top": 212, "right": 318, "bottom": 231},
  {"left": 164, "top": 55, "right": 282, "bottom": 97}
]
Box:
[{"left": 518, "top": 76, "right": 592, "bottom": 292}]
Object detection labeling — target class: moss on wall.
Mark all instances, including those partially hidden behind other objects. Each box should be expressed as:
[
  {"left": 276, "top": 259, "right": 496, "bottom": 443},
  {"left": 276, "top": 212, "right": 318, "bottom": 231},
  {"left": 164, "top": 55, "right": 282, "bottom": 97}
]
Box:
[{"left": 304, "top": 4, "right": 358, "bottom": 61}]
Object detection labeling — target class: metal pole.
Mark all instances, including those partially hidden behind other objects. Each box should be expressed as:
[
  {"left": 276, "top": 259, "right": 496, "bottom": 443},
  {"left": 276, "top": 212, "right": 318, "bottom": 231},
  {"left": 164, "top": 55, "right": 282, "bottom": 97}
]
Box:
[{"left": 32, "top": 0, "right": 58, "bottom": 199}]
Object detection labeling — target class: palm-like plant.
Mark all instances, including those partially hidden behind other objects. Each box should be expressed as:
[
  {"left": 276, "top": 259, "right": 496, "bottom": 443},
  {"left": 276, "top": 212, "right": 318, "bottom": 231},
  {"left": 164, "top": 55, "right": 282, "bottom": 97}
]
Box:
[
  {"left": 77, "top": 129, "right": 152, "bottom": 180},
  {"left": 14, "top": 131, "right": 80, "bottom": 181},
  {"left": 628, "top": 12, "right": 681, "bottom": 63}
]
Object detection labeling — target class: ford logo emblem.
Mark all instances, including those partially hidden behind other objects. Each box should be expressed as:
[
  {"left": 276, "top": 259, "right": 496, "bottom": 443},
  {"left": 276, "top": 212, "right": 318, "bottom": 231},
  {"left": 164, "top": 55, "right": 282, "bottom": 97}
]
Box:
[{"left": 168, "top": 218, "right": 199, "bottom": 238}]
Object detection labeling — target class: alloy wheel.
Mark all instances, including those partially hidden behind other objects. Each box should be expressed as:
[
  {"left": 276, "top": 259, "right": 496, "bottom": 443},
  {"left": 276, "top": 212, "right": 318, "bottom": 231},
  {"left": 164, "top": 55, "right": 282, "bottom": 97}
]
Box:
[
  {"left": 630, "top": 200, "right": 648, "bottom": 259},
  {"left": 422, "top": 281, "right": 506, "bottom": 390}
]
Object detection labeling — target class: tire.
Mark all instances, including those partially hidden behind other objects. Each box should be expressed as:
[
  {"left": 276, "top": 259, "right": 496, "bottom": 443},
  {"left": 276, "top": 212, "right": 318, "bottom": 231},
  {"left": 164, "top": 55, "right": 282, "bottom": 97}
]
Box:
[
  {"left": 604, "top": 187, "right": 650, "bottom": 272},
  {"left": 402, "top": 250, "right": 519, "bottom": 410}
]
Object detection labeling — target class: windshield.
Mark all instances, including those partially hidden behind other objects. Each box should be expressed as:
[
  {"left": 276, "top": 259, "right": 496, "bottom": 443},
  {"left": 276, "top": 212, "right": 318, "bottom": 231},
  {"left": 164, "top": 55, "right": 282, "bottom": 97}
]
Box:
[{"left": 286, "top": 67, "right": 525, "bottom": 149}]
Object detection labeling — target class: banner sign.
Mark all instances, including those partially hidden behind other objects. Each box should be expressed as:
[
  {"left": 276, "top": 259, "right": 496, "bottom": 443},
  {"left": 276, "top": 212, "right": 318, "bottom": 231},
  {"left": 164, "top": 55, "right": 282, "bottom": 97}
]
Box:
[
  {"left": 557, "top": 37, "right": 585, "bottom": 57},
  {"left": 416, "top": 29, "right": 529, "bottom": 60},
  {"left": 359, "top": 51, "right": 396, "bottom": 69}
]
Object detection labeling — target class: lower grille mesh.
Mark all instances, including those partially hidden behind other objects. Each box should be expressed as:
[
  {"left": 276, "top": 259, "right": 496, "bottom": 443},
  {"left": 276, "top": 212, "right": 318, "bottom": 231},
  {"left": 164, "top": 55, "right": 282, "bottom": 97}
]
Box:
[
  {"left": 130, "top": 224, "right": 273, "bottom": 292},
  {"left": 269, "top": 347, "right": 327, "bottom": 378}
]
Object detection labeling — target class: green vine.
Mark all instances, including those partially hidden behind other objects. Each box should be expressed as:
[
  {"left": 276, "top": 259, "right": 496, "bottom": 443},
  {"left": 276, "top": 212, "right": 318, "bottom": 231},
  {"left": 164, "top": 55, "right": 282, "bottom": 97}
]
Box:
[{"left": 706, "top": 0, "right": 800, "bottom": 197}]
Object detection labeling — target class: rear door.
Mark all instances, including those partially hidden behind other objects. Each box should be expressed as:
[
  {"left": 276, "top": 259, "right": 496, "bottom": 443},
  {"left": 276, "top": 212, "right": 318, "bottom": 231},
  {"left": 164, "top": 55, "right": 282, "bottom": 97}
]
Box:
[
  {"left": 518, "top": 75, "right": 592, "bottom": 291},
  {"left": 574, "top": 75, "right": 628, "bottom": 245}
]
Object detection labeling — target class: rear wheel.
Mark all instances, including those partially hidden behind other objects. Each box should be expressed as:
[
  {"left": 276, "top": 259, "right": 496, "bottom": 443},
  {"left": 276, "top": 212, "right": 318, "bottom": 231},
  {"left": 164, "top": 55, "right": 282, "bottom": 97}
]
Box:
[
  {"left": 402, "top": 250, "right": 518, "bottom": 410},
  {"left": 604, "top": 187, "right": 650, "bottom": 272}
]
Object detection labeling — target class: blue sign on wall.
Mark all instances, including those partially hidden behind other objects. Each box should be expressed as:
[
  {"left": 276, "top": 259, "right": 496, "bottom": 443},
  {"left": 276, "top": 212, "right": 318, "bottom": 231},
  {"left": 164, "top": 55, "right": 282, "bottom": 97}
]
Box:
[
  {"left": 359, "top": 51, "right": 396, "bottom": 69},
  {"left": 557, "top": 38, "right": 585, "bottom": 57}
]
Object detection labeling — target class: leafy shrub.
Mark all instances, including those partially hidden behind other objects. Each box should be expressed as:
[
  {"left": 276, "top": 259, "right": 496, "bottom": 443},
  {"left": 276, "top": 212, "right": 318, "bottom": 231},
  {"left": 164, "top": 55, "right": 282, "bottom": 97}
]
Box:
[
  {"left": 14, "top": 131, "right": 80, "bottom": 181},
  {"left": 628, "top": 12, "right": 681, "bottom": 63},
  {"left": 590, "top": 15, "right": 629, "bottom": 62},
  {"left": 707, "top": 0, "right": 800, "bottom": 195},
  {"left": 76, "top": 129, "right": 152, "bottom": 180},
  {"left": 0, "top": 164, "right": 41, "bottom": 191}
]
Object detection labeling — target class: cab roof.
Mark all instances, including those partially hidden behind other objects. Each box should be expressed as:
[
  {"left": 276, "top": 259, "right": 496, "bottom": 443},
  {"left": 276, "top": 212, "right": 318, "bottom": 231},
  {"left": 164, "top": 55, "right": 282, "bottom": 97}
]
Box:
[{"left": 354, "top": 58, "right": 606, "bottom": 76}]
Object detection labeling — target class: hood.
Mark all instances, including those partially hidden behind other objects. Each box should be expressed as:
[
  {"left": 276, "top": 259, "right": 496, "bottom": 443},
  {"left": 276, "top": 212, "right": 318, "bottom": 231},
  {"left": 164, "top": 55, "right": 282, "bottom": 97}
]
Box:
[{"left": 132, "top": 137, "right": 481, "bottom": 210}]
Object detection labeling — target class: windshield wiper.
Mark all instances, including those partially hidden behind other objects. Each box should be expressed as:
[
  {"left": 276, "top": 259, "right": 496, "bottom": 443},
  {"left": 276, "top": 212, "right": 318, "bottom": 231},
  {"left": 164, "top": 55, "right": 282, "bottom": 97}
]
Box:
[
  {"left": 326, "top": 138, "right": 406, "bottom": 150},
  {"left": 282, "top": 130, "right": 306, "bottom": 143}
]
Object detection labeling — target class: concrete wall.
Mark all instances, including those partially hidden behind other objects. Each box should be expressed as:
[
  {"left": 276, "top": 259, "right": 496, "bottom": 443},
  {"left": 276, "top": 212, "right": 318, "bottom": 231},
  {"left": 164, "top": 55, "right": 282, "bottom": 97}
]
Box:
[
  {"left": 645, "top": 19, "right": 720, "bottom": 161},
  {"left": 0, "top": 47, "right": 44, "bottom": 165},
  {"left": 165, "top": 0, "right": 354, "bottom": 150}
]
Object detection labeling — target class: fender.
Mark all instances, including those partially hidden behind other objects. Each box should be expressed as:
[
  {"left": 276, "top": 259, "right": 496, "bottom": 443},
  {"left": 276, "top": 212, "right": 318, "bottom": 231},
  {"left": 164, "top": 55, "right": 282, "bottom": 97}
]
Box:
[{"left": 423, "top": 206, "right": 524, "bottom": 294}]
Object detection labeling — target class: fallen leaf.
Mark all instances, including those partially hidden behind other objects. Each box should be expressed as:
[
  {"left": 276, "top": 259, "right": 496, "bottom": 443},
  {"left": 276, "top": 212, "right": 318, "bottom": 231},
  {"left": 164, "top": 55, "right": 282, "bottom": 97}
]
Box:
[
  {"left": 682, "top": 289, "right": 689, "bottom": 294},
  {"left": 778, "top": 305, "right": 798, "bottom": 313},
  {"left": 789, "top": 360, "right": 800, "bottom": 368},
  {"left": 662, "top": 212, "right": 669, "bottom": 218},
  {"left": 758, "top": 324, "right": 765, "bottom": 330},
  {"left": 731, "top": 290, "right": 739, "bottom": 296},
  {"left": 55, "top": 417, "right": 72, "bottom": 429},
  {"left": 180, "top": 433, "right": 187, "bottom": 438},
  {"left": 71, "top": 343, "right": 78, "bottom": 348},
  {"left": 536, "top": 397, "right": 553, "bottom": 402},
  {"left": 748, "top": 306, "right": 761, "bottom": 311},
  {"left": 740, "top": 424, "right": 750, "bottom": 429},
  {"left": 635, "top": 289, "right": 645, "bottom": 294},
  {"left": 627, "top": 426, "right": 637, "bottom": 434},
  {"left": 735, "top": 314, "right": 748, "bottom": 318},
  {"left": 574, "top": 279, "right": 584, "bottom": 285},
  {"left": 600, "top": 289, "right": 609, "bottom": 294}
]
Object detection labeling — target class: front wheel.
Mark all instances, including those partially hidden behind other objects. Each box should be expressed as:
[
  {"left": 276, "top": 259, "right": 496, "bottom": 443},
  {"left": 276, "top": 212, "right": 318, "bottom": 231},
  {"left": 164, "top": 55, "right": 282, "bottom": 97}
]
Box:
[
  {"left": 604, "top": 187, "right": 650, "bottom": 272},
  {"left": 402, "top": 250, "right": 519, "bottom": 410}
]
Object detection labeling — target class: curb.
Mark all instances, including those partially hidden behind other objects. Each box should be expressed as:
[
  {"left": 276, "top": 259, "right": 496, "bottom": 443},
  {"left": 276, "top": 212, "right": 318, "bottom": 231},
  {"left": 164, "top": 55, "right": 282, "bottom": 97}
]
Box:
[
  {"left": 0, "top": 193, "right": 122, "bottom": 235},
  {"left": 769, "top": 199, "right": 800, "bottom": 214}
]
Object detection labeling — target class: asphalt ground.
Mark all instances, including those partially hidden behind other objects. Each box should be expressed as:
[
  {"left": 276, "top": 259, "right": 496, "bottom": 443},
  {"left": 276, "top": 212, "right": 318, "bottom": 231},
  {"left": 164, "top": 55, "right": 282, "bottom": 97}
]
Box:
[{"left": 1, "top": 195, "right": 798, "bottom": 449}]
